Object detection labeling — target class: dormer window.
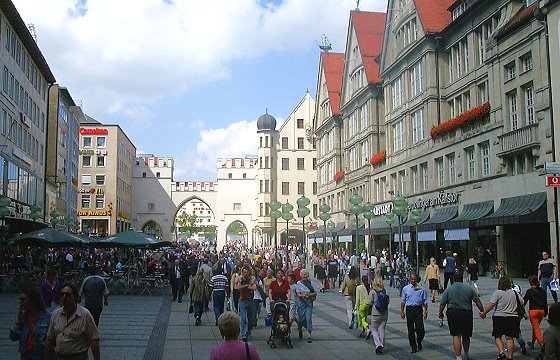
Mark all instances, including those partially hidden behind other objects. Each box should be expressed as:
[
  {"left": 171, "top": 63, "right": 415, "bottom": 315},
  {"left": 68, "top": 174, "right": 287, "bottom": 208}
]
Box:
[{"left": 452, "top": 1, "right": 468, "bottom": 20}]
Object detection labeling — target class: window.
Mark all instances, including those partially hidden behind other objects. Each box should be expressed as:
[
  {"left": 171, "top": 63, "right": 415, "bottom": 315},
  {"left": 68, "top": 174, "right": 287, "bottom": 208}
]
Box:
[
  {"left": 410, "top": 61, "right": 423, "bottom": 97},
  {"left": 81, "top": 174, "right": 91, "bottom": 185},
  {"left": 505, "top": 62, "right": 516, "bottom": 81},
  {"left": 228, "top": 173, "right": 232, "bottom": 179},
  {"left": 82, "top": 155, "right": 91, "bottom": 167},
  {"left": 297, "top": 119, "right": 304, "bottom": 128},
  {"left": 96, "top": 136, "right": 106, "bottom": 148},
  {"left": 242, "top": 173, "right": 246, "bottom": 179},
  {"left": 411, "top": 109, "right": 424, "bottom": 144},
  {"left": 480, "top": 142, "right": 490, "bottom": 177},
  {"left": 478, "top": 82, "right": 487, "bottom": 104},
  {"left": 476, "top": 28, "right": 486, "bottom": 65},
  {"left": 281, "top": 137, "right": 288, "bottom": 149},
  {"left": 97, "top": 156, "right": 105, "bottom": 167},
  {"left": 142, "top": 172, "right": 146, "bottom": 178},
  {"left": 95, "top": 175, "right": 105, "bottom": 186},
  {"left": 448, "top": 153, "right": 456, "bottom": 185},
  {"left": 233, "top": 203, "right": 241, "bottom": 211},
  {"left": 81, "top": 195, "right": 90, "bottom": 209},
  {"left": 508, "top": 92, "right": 518, "bottom": 130},
  {"left": 360, "top": 102, "right": 369, "bottom": 130},
  {"left": 83, "top": 136, "right": 92, "bottom": 147},
  {"left": 411, "top": 167, "right": 419, "bottom": 193},
  {"left": 466, "top": 147, "right": 476, "bottom": 180},
  {"left": 436, "top": 158, "right": 444, "bottom": 187},
  {"left": 521, "top": 53, "right": 533, "bottom": 73},
  {"left": 95, "top": 194, "right": 105, "bottom": 209},
  {"left": 297, "top": 158, "right": 304, "bottom": 170},
  {"left": 313, "top": 158, "right": 317, "bottom": 170},
  {"left": 297, "top": 182, "right": 305, "bottom": 195},
  {"left": 421, "top": 163, "right": 429, "bottom": 191},
  {"left": 264, "top": 180, "right": 269, "bottom": 192},
  {"left": 264, "top": 136, "right": 269, "bottom": 147},
  {"left": 297, "top": 137, "right": 304, "bottom": 149},
  {"left": 282, "top": 182, "right": 289, "bottom": 195},
  {"left": 393, "top": 120, "right": 404, "bottom": 152},
  {"left": 281, "top": 158, "right": 289, "bottom": 170},
  {"left": 525, "top": 85, "right": 535, "bottom": 125},
  {"left": 313, "top": 182, "right": 317, "bottom": 195},
  {"left": 156, "top": 172, "right": 160, "bottom": 177},
  {"left": 392, "top": 76, "right": 403, "bottom": 109},
  {"left": 264, "top": 157, "right": 269, "bottom": 168}
]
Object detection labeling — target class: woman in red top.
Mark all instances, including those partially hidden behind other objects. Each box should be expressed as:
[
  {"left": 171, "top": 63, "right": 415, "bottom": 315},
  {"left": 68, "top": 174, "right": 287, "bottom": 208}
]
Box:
[{"left": 268, "top": 269, "right": 291, "bottom": 303}]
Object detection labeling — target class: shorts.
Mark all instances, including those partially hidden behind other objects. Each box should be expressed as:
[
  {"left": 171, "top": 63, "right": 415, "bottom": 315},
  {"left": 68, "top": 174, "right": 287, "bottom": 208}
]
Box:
[
  {"left": 492, "top": 316, "right": 521, "bottom": 338},
  {"left": 429, "top": 279, "right": 439, "bottom": 291},
  {"left": 446, "top": 308, "right": 473, "bottom": 337}
]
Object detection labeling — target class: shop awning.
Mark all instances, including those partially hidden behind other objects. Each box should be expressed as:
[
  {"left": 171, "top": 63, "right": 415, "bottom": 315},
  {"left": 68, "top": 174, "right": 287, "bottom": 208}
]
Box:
[
  {"left": 444, "top": 228, "right": 470, "bottom": 241},
  {"left": 477, "top": 192, "right": 547, "bottom": 226},
  {"left": 314, "top": 225, "right": 325, "bottom": 236},
  {"left": 369, "top": 216, "right": 393, "bottom": 235},
  {"left": 455, "top": 201, "right": 494, "bottom": 221},
  {"left": 423, "top": 206, "right": 458, "bottom": 224},
  {"left": 418, "top": 230, "right": 437, "bottom": 241},
  {"left": 332, "top": 223, "right": 346, "bottom": 234},
  {"left": 402, "top": 211, "right": 430, "bottom": 227}
]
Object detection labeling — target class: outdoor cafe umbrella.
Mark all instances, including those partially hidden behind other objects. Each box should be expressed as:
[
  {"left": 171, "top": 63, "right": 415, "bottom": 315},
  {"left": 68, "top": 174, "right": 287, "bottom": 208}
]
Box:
[
  {"left": 90, "top": 230, "right": 170, "bottom": 249},
  {"left": 8, "top": 227, "right": 90, "bottom": 247}
]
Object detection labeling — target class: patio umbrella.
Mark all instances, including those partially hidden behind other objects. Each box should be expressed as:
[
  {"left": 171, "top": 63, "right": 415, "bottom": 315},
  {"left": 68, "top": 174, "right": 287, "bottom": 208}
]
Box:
[
  {"left": 90, "top": 230, "right": 170, "bottom": 249},
  {"left": 8, "top": 228, "right": 90, "bottom": 247}
]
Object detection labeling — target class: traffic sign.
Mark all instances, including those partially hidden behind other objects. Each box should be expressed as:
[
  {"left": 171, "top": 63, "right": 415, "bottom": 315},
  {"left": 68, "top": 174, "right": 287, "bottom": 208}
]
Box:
[
  {"left": 546, "top": 175, "right": 560, "bottom": 187},
  {"left": 545, "top": 162, "right": 560, "bottom": 174}
]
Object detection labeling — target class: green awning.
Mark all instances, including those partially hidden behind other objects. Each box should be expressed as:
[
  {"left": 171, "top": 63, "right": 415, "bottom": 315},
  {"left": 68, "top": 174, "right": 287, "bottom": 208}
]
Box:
[
  {"left": 477, "top": 192, "right": 547, "bottom": 226},
  {"left": 402, "top": 211, "right": 430, "bottom": 227},
  {"left": 454, "top": 201, "right": 494, "bottom": 221},
  {"left": 423, "top": 206, "right": 458, "bottom": 224},
  {"left": 331, "top": 222, "right": 346, "bottom": 234}
]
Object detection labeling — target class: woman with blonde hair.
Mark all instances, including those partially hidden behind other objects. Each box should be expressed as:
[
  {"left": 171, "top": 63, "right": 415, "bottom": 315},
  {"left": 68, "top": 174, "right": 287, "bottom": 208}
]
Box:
[
  {"left": 367, "top": 276, "right": 389, "bottom": 354},
  {"left": 467, "top": 258, "right": 480, "bottom": 295},
  {"left": 422, "top": 257, "right": 440, "bottom": 302}
]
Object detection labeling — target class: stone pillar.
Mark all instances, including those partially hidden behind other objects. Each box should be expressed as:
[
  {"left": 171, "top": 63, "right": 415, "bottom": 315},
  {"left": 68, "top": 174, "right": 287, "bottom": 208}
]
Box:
[{"left": 496, "top": 225, "right": 506, "bottom": 269}]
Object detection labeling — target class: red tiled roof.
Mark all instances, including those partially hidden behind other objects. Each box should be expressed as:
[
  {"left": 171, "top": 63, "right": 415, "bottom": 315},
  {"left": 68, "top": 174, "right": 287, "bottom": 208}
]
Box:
[
  {"left": 320, "top": 52, "right": 344, "bottom": 116},
  {"left": 498, "top": 2, "right": 539, "bottom": 38},
  {"left": 413, "top": 0, "right": 454, "bottom": 33},
  {"left": 350, "top": 11, "right": 385, "bottom": 83}
]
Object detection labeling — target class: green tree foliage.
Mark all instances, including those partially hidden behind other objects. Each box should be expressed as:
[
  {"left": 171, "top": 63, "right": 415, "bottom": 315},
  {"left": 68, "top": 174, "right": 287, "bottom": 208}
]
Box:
[{"left": 176, "top": 212, "right": 198, "bottom": 235}]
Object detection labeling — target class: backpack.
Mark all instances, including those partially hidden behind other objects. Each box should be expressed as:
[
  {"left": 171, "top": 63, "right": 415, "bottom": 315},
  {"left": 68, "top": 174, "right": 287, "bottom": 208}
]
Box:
[
  {"left": 374, "top": 289, "right": 390, "bottom": 313},
  {"left": 347, "top": 278, "right": 356, "bottom": 296}
]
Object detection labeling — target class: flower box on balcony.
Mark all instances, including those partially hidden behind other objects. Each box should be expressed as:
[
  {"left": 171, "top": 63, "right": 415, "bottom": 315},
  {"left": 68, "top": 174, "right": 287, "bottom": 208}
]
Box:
[
  {"left": 334, "top": 170, "right": 345, "bottom": 183},
  {"left": 430, "top": 102, "right": 490, "bottom": 138},
  {"left": 369, "top": 150, "right": 386, "bottom": 166}
]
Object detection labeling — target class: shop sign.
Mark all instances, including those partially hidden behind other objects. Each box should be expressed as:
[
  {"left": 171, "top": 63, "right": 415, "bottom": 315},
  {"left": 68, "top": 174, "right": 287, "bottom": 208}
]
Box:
[
  {"left": 77, "top": 209, "right": 111, "bottom": 216},
  {"left": 79, "top": 149, "right": 108, "bottom": 155},
  {"left": 409, "top": 192, "right": 460, "bottom": 210},
  {"left": 546, "top": 175, "right": 560, "bottom": 187},
  {"left": 373, "top": 203, "right": 393, "bottom": 216},
  {"left": 78, "top": 188, "right": 104, "bottom": 194},
  {"left": 545, "top": 162, "right": 560, "bottom": 174},
  {"left": 80, "top": 127, "right": 108, "bottom": 135}
]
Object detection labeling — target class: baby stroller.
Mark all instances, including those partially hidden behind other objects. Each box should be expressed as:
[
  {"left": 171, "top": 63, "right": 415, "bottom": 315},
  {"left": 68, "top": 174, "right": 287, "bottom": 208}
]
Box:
[{"left": 267, "top": 301, "right": 293, "bottom": 349}]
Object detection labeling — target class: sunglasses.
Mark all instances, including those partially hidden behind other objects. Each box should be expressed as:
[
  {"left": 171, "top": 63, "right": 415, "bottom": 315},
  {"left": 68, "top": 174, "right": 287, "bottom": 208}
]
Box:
[{"left": 60, "top": 292, "right": 73, "bottom": 298}]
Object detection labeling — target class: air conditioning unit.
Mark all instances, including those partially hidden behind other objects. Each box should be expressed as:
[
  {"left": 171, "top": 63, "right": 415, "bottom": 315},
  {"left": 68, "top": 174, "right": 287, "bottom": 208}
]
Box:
[{"left": 20, "top": 112, "right": 31, "bottom": 128}]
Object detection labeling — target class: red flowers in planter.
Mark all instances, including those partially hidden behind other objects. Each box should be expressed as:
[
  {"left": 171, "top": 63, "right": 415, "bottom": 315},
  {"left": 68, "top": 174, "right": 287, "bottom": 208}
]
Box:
[
  {"left": 369, "top": 150, "right": 386, "bottom": 166},
  {"left": 334, "top": 170, "right": 345, "bottom": 183},
  {"left": 430, "top": 102, "right": 490, "bottom": 138}
]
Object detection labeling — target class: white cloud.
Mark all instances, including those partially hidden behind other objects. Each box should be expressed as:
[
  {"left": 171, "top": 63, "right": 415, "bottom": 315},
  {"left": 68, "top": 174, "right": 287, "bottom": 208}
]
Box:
[
  {"left": 12, "top": 0, "right": 386, "bottom": 120},
  {"left": 173, "top": 120, "right": 258, "bottom": 180}
]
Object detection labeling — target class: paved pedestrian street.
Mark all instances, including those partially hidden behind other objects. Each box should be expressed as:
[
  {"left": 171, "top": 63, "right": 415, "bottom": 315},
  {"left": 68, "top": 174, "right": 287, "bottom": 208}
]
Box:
[{"left": 0, "top": 274, "right": 546, "bottom": 359}]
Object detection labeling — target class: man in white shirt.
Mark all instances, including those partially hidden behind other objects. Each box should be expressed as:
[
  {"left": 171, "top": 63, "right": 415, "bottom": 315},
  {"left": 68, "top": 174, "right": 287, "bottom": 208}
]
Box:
[{"left": 350, "top": 253, "right": 358, "bottom": 269}]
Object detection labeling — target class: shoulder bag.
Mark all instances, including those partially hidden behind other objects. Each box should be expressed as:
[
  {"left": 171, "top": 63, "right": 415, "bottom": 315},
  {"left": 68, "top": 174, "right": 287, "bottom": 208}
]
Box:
[{"left": 514, "top": 291, "right": 526, "bottom": 320}]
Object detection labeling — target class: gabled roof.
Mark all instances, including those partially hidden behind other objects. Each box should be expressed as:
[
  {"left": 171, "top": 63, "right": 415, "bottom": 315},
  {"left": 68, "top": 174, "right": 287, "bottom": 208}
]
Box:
[
  {"left": 413, "top": 0, "right": 454, "bottom": 33},
  {"left": 320, "top": 52, "right": 344, "bottom": 116},
  {"left": 350, "top": 11, "right": 385, "bottom": 83}
]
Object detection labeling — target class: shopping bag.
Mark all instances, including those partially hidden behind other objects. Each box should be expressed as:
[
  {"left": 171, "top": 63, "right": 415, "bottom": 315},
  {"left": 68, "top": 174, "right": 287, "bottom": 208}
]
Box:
[
  {"left": 189, "top": 303, "right": 194, "bottom": 314},
  {"left": 264, "top": 314, "right": 272, "bottom": 326},
  {"left": 551, "top": 279, "right": 559, "bottom": 292}
]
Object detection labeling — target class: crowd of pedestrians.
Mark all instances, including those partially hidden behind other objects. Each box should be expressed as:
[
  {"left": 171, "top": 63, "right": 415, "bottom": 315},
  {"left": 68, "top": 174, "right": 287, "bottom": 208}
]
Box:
[{"left": 7, "top": 241, "right": 560, "bottom": 359}]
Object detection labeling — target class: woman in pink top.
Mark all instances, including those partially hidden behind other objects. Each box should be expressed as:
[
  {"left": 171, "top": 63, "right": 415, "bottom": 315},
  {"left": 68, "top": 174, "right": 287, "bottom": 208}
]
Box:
[{"left": 210, "top": 311, "right": 261, "bottom": 360}]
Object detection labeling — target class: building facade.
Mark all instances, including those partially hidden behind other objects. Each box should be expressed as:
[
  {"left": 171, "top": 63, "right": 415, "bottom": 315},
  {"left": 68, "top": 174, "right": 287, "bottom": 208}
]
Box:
[
  {"left": 314, "top": 0, "right": 555, "bottom": 276},
  {"left": 0, "top": 1, "right": 55, "bottom": 233},
  {"left": 77, "top": 120, "right": 135, "bottom": 236},
  {"left": 256, "top": 92, "right": 319, "bottom": 249},
  {"left": 46, "top": 85, "right": 80, "bottom": 229}
]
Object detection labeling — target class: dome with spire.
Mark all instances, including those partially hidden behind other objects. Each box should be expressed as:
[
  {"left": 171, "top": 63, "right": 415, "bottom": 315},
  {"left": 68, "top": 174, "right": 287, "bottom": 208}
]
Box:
[{"left": 257, "top": 110, "right": 276, "bottom": 131}]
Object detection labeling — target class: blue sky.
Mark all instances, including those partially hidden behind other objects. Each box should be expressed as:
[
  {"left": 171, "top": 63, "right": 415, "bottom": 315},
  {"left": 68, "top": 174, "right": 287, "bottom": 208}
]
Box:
[{"left": 13, "top": 0, "right": 385, "bottom": 180}]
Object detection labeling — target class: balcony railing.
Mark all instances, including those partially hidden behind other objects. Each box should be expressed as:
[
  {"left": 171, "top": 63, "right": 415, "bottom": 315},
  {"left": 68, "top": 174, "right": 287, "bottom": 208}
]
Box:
[{"left": 498, "top": 123, "right": 538, "bottom": 155}]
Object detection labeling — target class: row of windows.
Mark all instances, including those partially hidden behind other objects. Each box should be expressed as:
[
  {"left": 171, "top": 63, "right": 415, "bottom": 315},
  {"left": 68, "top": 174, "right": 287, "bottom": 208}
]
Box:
[
  {"left": 280, "top": 157, "right": 317, "bottom": 171},
  {"left": 387, "top": 59, "right": 423, "bottom": 112},
  {"left": 280, "top": 181, "right": 318, "bottom": 196},
  {"left": 2, "top": 66, "right": 46, "bottom": 132},
  {"left": 82, "top": 155, "right": 106, "bottom": 167},
  {"left": 4, "top": 21, "right": 47, "bottom": 98},
  {"left": 1, "top": 109, "right": 43, "bottom": 164},
  {"left": 347, "top": 101, "right": 369, "bottom": 138},
  {"left": 317, "top": 130, "right": 335, "bottom": 158},
  {"left": 392, "top": 108, "right": 425, "bottom": 152},
  {"left": 80, "top": 194, "right": 105, "bottom": 209},
  {"left": 507, "top": 83, "right": 535, "bottom": 131},
  {"left": 0, "top": 156, "right": 43, "bottom": 206},
  {"left": 81, "top": 174, "right": 105, "bottom": 186},
  {"left": 82, "top": 136, "right": 106, "bottom": 148}
]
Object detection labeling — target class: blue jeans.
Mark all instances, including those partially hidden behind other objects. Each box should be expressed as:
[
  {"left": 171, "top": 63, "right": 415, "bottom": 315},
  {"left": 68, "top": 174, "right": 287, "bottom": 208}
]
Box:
[
  {"left": 213, "top": 291, "right": 226, "bottom": 322},
  {"left": 239, "top": 299, "right": 254, "bottom": 337},
  {"left": 540, "top": 277, "right": 558, "bottom": 302},
  {"left": 252, "top": 299, "right": 262, "bottom": 328},
  {"left": 193, "top": 300, "right": 203, "bottom": 319},
  {"left": 297, "top": 300, "right": 313, "bottom": 334}
]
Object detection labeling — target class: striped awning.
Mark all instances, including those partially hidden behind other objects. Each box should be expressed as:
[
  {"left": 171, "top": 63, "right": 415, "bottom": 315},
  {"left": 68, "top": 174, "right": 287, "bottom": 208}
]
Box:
[
  {"left": 477, "top": 192, "right": 547, "bottom": 226},
  {"left": 455, "top": 201, "right": 494, "bottom": 221},
  {"left": 423, "top": 206, "right": 458, "bottom": 224}
]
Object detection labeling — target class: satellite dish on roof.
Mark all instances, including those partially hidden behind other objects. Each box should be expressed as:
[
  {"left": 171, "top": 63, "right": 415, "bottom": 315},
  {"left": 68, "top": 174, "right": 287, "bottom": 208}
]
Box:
[{"left": 316, "top": 34, "right": 332, "bottom": 52}]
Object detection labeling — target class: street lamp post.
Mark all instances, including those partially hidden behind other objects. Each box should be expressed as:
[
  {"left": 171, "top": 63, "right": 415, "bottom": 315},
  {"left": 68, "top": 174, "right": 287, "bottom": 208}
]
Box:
[
  {"left": 348, "top": 194, "right": 363, "bottom": 256},
  {"left": 390, "top": 194, "right": 409, "bottom": 294},
  {"left": 281, "top": 201, "right": 294, "bottom": 263},
  {"left": 385, "top": 212, "right": 395, "bottom": 258},
  {"left": 363, "top": 202, "right": 374, "bottom": 255},
  {"left": 269, "top": 201, "right": 282, "bottom": 258},
  {"left": 410, "top": 208, "right": 423, "bottom": 276},
  {"left": 319, "top": 204, "right": 331, "bottom": 258},
  {"left": 327, "top": 220, "right": 335, "bottom": 253},
  {"left": 297, "top": 195, "right": 311, "bottom": 266}
]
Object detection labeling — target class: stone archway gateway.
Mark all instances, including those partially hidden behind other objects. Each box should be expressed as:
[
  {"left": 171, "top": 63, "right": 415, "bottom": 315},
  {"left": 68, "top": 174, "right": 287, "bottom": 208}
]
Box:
[
  {"left": 226, "top": 220, "right": 249, "bottom": 247},
  {"left": 142, "top": 220, "right": 162, "bottom": 238}
]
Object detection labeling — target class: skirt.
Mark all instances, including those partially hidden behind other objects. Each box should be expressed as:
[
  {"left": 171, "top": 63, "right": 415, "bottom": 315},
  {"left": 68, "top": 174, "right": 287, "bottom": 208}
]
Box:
[
  {"left": 429, "top": 279, "right": 439, "bottom": 291},
  {"left": 492, "top": 316, "right": 521, "bottom": 338}
]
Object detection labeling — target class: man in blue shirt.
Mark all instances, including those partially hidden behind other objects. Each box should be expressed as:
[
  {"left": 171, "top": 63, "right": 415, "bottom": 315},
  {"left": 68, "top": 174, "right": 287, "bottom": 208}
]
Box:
[{"left": 400, "top": 273, "right": 429, "bottom": 353}]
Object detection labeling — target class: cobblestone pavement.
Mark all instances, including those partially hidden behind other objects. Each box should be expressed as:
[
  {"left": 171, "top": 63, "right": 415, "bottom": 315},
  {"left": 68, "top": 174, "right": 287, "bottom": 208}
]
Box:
[{"left": 0, "top": 273, "right": 550, "bottom": 359}]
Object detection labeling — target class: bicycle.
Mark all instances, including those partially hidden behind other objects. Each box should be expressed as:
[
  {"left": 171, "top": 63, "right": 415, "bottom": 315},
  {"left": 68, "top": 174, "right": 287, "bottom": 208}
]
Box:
[{"left": 490, "top": 261, "right": 507, "bottom": 279}]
